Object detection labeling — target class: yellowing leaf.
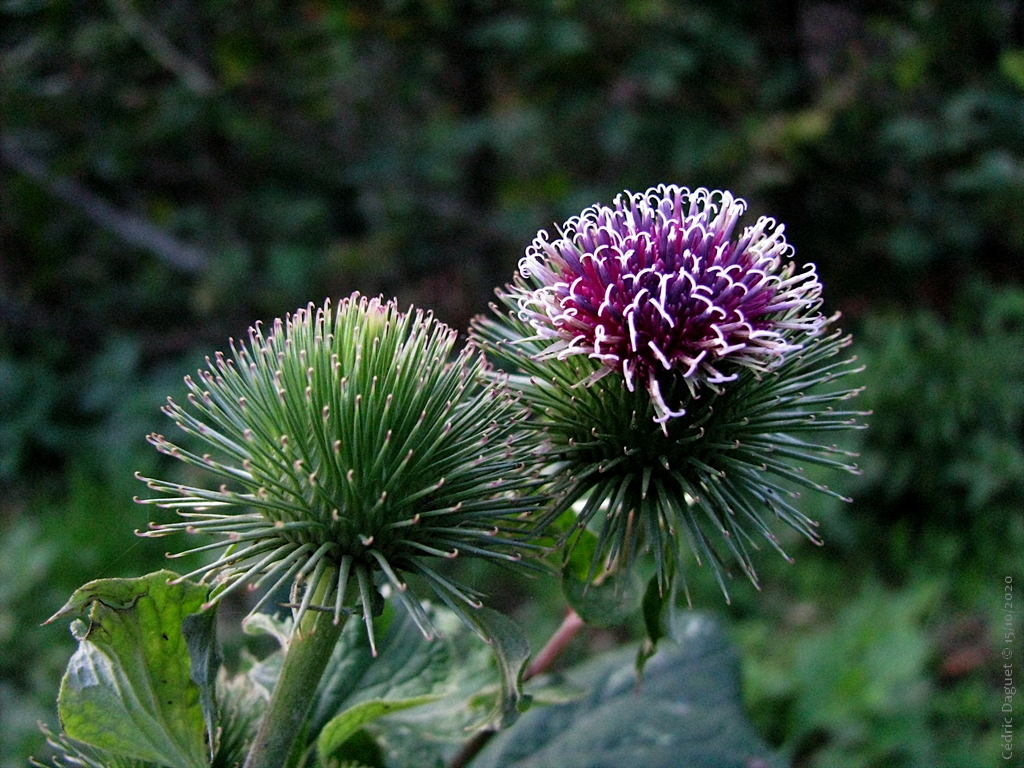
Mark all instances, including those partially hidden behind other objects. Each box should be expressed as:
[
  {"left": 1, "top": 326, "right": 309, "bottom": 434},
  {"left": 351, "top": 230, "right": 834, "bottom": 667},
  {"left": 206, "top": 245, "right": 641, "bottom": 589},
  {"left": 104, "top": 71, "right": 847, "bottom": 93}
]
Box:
[{"left": 51, "top": 571, "right": 212, "bottom": 768}]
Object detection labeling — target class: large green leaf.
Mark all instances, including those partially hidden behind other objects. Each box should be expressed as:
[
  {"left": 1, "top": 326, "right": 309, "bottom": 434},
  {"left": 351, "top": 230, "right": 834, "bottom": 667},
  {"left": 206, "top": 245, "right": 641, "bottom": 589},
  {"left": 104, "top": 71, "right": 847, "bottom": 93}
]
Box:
[
  {"left": 48, "top": 570, "right": 213, "bottom": 768},
  {"left": 239, "top": 601, "right": 458, "bottom": 764},
  {"left": 560, "top": 524, "right": 647, "bottom": 628},
  {"left": 460, "top": 606, "right": 532, "bottom": 730},
  {"left": 308, "top": 603, "right": 452, "bottom": 736},
  {"left": 471, "top": 612, "right": 786, "bottom": 768},
  {"left": 182, "top": 607, "right": 221, "bottom": 756},
  {"left": 317, "top": 695, "right": 439, "bottom": 760},
  {"left": 31, "top": 724, "right": 161, "bottom": 768},
  {"left": 347, "top": 607, "right": 546, "bottom": 767},
  {"left": 237, "top": 600, "right": 534, "bottom": 766}
]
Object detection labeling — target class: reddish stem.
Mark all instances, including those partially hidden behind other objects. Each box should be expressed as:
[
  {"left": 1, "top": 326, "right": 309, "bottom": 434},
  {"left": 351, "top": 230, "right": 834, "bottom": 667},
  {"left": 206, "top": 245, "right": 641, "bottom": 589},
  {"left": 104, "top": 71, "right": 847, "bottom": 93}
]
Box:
[{"left": 523, "top": 608, "right": 585, "bottom": 681}]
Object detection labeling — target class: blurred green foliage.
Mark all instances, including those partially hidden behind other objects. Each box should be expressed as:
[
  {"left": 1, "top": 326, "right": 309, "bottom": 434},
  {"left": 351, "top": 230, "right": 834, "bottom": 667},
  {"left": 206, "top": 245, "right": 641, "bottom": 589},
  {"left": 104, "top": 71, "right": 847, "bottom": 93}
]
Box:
[
  {"left": 2, "top": 0, "right": 1022, "bottom": 766},
  {"left": 856, "top": 282, "right": 1024, "bottom": 580}
]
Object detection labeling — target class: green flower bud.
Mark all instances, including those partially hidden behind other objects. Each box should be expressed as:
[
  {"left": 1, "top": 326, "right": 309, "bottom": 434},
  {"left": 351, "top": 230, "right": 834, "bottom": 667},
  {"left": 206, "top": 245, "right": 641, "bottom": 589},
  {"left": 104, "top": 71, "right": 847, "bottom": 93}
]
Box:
[{"left": 137, "top": 294, "right": 545, "bottom": 651}]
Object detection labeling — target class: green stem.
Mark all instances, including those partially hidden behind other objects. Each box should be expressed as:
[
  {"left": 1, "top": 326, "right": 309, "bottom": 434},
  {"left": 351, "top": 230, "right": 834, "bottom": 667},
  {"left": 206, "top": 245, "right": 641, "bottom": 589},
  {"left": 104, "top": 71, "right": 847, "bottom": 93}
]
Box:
[{"left": 243, "top": 572, "right": 347, "bottom": 768}]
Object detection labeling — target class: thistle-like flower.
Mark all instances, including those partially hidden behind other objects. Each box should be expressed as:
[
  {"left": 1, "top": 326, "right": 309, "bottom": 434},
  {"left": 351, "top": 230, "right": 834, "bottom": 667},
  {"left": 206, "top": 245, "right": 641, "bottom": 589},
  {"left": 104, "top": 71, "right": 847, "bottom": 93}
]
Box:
[
  {"left": 137, "top": 294, "right": 544, "bottom": 650},
  {"left": 514, "top": 185, "right": 825, "bottom": 427},
  {"left": 472, "top": 185, "right": 866, "bottom": 600}
]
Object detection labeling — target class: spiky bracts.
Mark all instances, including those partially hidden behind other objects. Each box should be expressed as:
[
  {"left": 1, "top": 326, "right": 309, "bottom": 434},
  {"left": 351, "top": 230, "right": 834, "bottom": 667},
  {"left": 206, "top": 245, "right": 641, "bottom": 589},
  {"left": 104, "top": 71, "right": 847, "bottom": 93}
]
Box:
[
  {"left": 137, "top": 294, "right": 544, "bottom": 651},
  {"left": 472, "top": 186, "right": 866, "bottom": 601}
]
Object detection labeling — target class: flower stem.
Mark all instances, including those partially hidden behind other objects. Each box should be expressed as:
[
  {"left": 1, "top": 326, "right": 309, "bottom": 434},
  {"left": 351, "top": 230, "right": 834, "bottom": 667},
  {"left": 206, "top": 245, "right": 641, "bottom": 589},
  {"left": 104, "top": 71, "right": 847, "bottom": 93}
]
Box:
[
  {"left": 523, "top": 608, "right": 585, "bottom": 679},
  {"left": 449, "top": 608, "right": 585, "bottom": 768},
  {"left": 243, "top": 572, "right": 347, "bottom": 768}
]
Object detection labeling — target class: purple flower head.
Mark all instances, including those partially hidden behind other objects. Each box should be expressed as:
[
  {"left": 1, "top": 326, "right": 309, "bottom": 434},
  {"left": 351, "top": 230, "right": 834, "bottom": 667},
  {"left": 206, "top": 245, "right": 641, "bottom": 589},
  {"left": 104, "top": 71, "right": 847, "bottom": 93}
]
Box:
[
  {"left": 472, "top": 185, "right": 866, "bottom": 604},
  {"left": 517, "top": 185, "right": 825, "bottom": 426}
]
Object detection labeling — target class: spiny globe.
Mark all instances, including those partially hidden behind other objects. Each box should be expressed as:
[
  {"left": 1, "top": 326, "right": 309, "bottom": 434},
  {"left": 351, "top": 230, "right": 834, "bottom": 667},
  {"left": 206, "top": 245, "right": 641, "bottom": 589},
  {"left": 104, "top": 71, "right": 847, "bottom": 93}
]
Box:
[
  {"left": 137, "top": 294, "right": 545, "bottom": 651},
  {"left": 472, "top": 185, "right": 866, "bottom": 601}
]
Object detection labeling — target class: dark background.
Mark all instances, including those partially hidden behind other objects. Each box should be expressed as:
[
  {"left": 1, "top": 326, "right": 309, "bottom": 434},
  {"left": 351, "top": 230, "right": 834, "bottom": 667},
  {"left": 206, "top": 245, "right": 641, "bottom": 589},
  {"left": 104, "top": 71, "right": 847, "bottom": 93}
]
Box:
[{"left": 2, "top": 1, "right": 1023, "bottom": 765}]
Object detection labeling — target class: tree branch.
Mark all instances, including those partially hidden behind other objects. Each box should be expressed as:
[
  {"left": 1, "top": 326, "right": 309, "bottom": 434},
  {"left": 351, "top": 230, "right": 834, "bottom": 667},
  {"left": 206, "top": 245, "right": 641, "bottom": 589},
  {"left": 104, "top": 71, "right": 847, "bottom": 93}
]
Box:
[
  {"left": 1, "top": 136, "right": 209, "bottom": 274},
  {"left": 106, "top": 0, "right": 217, "bottom": 96}
]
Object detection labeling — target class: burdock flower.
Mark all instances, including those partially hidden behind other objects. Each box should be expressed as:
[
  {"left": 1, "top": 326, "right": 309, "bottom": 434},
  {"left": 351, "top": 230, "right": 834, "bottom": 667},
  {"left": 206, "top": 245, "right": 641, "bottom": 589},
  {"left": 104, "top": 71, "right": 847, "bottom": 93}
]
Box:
[
  {"left": 137, "top": 294, "right": 544, "bottom": 650},
  {"left": 472, "top": 185, "right": 865, "bottom": 599},
  {"left": 515, "top": 185, "right": 825, "bottom": 427}
]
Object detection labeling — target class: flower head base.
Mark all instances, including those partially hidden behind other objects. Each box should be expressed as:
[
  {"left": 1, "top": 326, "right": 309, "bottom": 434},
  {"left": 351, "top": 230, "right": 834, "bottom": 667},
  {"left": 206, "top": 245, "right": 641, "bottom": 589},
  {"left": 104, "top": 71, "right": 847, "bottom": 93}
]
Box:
[
  {"left": 517, "top": 185, "right": 825, "bottom": 427},
  {"left": 472, "top": 186, "right": 866, "bottom": 601},
  {"left": 137, "top": 294, "right": 545, "bottom": 651}
]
